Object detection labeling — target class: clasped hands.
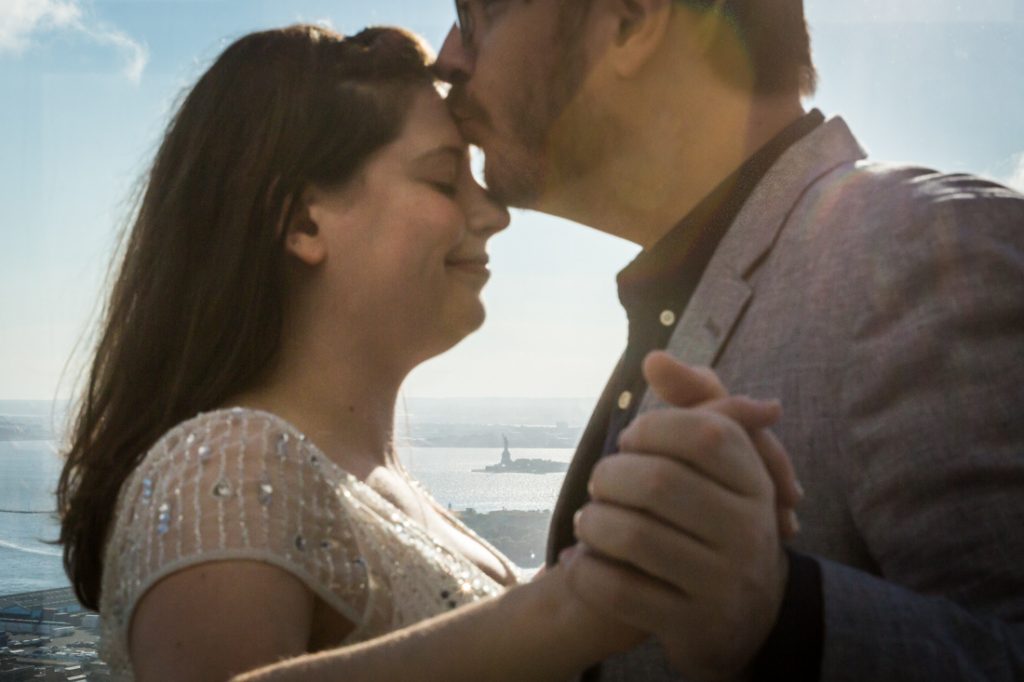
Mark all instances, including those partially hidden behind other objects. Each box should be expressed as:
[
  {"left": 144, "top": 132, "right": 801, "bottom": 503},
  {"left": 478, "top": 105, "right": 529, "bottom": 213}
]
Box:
[{"left": 561, "top": 351, "right": 800, "bottom": 681}]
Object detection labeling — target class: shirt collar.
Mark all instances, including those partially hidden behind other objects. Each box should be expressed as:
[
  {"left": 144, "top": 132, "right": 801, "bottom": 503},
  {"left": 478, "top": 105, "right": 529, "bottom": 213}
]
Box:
[{"left": 617, "top": 109, "right": 826, "bottom": 318}]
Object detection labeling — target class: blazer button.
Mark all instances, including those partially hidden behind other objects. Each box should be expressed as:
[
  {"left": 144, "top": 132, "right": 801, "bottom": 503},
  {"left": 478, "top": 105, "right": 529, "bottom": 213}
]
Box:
[
  {"left": 618, "top": 391, "right": 633, "bottom": 410},
  {"left": 660, "top": 310, "right": 676, "bottom": 327}
]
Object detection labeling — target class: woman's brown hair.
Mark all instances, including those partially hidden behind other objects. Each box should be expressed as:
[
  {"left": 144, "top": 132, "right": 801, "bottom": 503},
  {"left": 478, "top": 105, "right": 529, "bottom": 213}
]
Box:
[{"left": 57, "top": 24, "right": 436, "bottom": 610}]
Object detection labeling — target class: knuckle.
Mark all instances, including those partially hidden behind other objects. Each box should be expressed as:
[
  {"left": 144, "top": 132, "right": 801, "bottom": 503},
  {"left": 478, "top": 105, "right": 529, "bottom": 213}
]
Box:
[
  {"left": 721, "top": 395, "right": 753, "bottom": 421},
  {"left": 618, "top": 520, "right": 652, "bottom": 557},
  {"left": 626, "top": 413, "right": 653, "bottom": 445},
  {"left": 641, "top": 461, "right": 675, "bottom": 505},
  {"left": 696, "top": 418, "right": 727, "bottom": 451},
  {"left": 589, "top": 460, "right": 611, "bottom": 496},
  {"left": 575, "top": 504, "right": 595, "bottom": 539},
  {"left": 720, "top": 412, "right": 746, "bottom": 440}
]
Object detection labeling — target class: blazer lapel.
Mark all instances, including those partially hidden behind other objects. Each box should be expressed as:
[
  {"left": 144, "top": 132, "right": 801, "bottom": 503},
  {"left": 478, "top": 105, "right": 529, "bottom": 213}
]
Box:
[
  {"left": 640, "top": 117, "right": 868, "bottom": 413},
  {"left": 547, "top": 118, "right": 868, "bottom": 558},
  {"left": 546, "top": 353, "right": 625, "bottom": 564}
]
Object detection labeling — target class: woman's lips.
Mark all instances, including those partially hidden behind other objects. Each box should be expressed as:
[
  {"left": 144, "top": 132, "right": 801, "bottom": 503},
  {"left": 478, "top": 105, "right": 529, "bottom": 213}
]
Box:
[{"left": 445, "top": 255, "right": 491, "bottom": 280}]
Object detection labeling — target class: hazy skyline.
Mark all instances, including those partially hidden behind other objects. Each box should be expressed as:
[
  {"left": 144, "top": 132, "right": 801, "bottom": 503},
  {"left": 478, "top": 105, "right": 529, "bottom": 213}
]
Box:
[{"left": 2, "top": 0, "right": 1022, "bottom": 401}]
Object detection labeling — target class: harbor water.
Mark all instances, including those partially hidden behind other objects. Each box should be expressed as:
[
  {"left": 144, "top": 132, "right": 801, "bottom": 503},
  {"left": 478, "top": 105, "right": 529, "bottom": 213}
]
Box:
[{"left": 0, "top": 441, "right": 572, "bottom": 595}]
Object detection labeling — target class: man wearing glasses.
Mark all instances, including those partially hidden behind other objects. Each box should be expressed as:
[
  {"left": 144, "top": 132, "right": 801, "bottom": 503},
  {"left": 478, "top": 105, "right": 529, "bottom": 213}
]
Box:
[{"left": 436, "top": 1, "right": 1024, "bottom": 681}]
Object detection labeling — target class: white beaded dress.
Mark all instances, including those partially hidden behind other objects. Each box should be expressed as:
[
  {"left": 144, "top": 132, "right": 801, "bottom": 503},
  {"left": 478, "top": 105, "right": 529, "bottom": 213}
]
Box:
[{"left": 99, "top": 408, "right": 516, "bottom": 680}]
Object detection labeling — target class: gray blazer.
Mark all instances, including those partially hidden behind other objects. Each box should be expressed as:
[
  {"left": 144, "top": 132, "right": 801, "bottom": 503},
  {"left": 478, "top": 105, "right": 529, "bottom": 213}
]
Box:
[{"left": 549, "top": 117, "right": 1024, "bottom": 681}]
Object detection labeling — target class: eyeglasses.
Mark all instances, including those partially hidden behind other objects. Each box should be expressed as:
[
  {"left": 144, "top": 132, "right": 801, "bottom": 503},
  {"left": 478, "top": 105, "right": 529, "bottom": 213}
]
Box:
[{"left": 454, "top": 0, "right": 476, "bottom": 48}]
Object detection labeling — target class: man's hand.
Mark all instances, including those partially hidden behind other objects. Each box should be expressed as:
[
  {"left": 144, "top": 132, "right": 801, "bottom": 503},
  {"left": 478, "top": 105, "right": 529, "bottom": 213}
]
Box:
[
  {"left": 643, "top": 351, "right": 803, "bottom": 539},
  {"left": 563, "top": 352, "right": 793, "bottom": 681}
]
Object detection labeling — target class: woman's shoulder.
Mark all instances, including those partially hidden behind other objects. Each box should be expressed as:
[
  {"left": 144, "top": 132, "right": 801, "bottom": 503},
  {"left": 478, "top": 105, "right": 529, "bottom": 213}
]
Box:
[
  {"left": 122, "top": 407, "right": 347, "bottom": 499},
  {"left": 115, "top": 407, "right": 351, "bottom": 547},
  {"left": 102, "top": 407, "right": 371, "bottom": 650},
  {"left": 139, "top": 407, "right": 310, "bottom": 470}
]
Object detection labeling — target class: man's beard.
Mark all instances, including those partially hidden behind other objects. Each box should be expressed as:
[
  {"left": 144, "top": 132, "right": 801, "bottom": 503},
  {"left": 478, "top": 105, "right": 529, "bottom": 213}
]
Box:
[{"left": 450, "top": 34, "right": 593, "bottom": 210}]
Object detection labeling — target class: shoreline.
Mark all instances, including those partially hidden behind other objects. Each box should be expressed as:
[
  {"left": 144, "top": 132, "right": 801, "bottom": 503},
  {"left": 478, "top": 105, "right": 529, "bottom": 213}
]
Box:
[{"left": 0, "top": 507, "right": 555, "bottom": 599}]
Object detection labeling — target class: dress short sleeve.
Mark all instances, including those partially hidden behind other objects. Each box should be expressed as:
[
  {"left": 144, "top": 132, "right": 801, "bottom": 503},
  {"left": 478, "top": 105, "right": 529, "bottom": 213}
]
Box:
[{"left": 100, "top": 409, "right": 370, "bottom": 650}]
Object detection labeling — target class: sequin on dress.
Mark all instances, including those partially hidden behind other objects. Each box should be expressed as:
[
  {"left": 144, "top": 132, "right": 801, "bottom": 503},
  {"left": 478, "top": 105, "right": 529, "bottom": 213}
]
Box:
[{"left": 99, "top": 408, "right": 515, "bottom": 680}]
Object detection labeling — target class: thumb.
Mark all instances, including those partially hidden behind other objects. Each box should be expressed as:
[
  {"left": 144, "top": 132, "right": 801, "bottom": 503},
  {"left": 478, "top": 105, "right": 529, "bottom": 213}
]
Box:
[{"left": 642, "top": 350, "right": 726, "bottom": 408}]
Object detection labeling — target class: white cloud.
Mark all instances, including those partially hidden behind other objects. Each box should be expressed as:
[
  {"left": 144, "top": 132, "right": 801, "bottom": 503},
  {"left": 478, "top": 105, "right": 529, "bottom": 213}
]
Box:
[
  {"left": 0, "top": 0, "right": 148, "bottom": 83},
  {"left": 0, "top": 0, "right": 79, "bottom": 51}
]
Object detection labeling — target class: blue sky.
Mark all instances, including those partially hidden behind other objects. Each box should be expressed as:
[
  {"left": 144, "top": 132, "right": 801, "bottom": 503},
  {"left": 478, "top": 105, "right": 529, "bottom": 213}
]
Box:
[{"left": 1, "top": 0, "right": 1022, "bottom": 401}]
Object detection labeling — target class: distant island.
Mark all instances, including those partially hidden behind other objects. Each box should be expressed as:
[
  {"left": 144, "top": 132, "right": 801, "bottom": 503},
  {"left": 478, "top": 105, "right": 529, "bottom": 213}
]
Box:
[
  {"left": 474, "top": 436, "right": 569, "bottom": 475},
  {"left": 457, "top": 508, "right": 551, "bottom": 568},
  {"left": 1, "top": 399, "right": 587, "bottom": 448}
]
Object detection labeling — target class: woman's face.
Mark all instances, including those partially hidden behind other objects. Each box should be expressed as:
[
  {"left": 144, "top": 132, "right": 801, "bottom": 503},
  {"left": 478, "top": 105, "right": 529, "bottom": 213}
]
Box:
[{"left": 300, "top": 87, "right": 510, "bottom": 366}]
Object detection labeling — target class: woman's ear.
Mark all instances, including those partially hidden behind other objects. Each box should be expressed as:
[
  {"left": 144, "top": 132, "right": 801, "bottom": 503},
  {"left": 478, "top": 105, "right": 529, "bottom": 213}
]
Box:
[{"left": 281, "top": 189, "right": 327, "bottom": 267}]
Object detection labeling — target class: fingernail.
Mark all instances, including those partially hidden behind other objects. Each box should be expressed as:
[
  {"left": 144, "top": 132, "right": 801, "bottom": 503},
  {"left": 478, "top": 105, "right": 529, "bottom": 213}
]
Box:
[
  {"left": 573, "top": 509, "right": 583, "bottom": 530},
  {"left": 794, "top": 480, "right": 805, "bottom": 499},
  {"left": 788, "top": 509, "right": 801, "bottom": 535}
]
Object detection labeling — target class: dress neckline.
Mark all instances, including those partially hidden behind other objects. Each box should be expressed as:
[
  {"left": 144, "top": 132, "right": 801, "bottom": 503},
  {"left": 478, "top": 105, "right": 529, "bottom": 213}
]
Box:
[{"left": 201, "top": 407, "right": 518, "bottom": 589}]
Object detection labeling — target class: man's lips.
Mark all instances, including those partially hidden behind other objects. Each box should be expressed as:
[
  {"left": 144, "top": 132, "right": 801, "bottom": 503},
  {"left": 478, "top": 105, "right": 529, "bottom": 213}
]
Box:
[
  {"left": 447, "top": 87, "right": 490, "bottom": 140},
  {"left": 450, "top": 111, "right": 483, "bottom": 144}
]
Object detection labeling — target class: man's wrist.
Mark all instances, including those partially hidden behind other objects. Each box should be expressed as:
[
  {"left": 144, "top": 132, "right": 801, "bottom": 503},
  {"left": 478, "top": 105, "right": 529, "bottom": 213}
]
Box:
[{"left": 749, "top": 549, "right": 824, "bottom": 681}]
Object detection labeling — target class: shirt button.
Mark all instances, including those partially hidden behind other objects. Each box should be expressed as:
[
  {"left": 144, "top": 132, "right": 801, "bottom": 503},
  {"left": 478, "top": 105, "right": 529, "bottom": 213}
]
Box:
[
  {"left": 618, "top": 391, "right": 633, "bottom": 410},
  {"left": 660, "top": 310, "right": 677, "bottom": 327}
]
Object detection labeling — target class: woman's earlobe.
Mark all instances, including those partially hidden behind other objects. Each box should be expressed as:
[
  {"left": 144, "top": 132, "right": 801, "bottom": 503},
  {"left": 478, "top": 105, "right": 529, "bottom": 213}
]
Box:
[
  {"left": 283, "top": 209, "right": 327, "bottom": 266},
  {"left": 294, "top": 217, "right": 319, "bottom": 237}
]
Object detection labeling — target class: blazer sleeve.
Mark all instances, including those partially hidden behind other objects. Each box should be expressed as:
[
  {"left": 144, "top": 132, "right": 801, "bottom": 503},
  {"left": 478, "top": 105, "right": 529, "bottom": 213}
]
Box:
[{"left": 821, "top": 177, "right": 1024, "bottom": 680}]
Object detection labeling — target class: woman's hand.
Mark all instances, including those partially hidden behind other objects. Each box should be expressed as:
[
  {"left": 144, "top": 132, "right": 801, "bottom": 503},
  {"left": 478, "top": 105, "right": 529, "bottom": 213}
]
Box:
[{"left": 541, "top": 553, "right": 648, "bottom": 661}]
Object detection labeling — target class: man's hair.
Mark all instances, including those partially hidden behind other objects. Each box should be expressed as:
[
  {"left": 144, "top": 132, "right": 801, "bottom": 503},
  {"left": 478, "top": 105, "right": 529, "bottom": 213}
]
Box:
[
  {"left": 560, "top": 0, "right": 817, "bottom": 96},
  {"left": 687, "top": 0, "right": 817, "bottom": 96}
]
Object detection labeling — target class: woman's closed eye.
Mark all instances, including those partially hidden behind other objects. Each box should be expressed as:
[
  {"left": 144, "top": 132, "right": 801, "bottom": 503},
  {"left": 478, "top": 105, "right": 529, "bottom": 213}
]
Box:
[
  {"left": 414, "top": 145, "right": 465, "bottom": 199},
  {"left": 429, "top": 180, "right": 458, "bottom": 198}
]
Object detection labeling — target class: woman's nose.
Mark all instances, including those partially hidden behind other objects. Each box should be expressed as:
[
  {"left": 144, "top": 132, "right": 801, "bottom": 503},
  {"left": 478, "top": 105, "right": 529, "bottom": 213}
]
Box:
[{"left": 467, "top": 191, "right": 510, "bottom": 238}]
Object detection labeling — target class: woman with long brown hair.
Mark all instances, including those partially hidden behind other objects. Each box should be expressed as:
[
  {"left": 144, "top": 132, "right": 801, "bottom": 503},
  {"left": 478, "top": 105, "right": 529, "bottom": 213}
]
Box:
[
  {"left": 57, "top": 23, "right": 789, "bottom": 681},
  {"left": 55, "top": 24, "right": 638, "bottom": 680}
]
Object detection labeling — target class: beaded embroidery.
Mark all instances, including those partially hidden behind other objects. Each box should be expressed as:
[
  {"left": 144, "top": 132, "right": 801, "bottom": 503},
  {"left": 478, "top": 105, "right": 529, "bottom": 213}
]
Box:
[{"left": 99, "top": 408, "right": 514, "bottom": 680}]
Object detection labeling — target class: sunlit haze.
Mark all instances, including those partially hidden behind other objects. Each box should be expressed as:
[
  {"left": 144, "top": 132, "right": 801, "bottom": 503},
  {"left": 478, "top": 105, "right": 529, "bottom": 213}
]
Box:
[{"left": 1, "top": 0, "right": 1022, "bottom": 401}]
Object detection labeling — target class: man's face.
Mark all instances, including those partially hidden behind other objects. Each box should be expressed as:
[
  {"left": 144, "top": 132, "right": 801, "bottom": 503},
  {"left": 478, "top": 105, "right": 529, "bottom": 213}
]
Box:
[{"left": 435, "top": 0, "right": 593, "bottom": 209}]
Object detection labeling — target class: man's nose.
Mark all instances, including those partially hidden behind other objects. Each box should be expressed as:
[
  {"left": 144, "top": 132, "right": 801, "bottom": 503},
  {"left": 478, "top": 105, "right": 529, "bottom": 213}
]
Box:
[{"left": 434, "top": 24, "right": 473, "bottom": 84}]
